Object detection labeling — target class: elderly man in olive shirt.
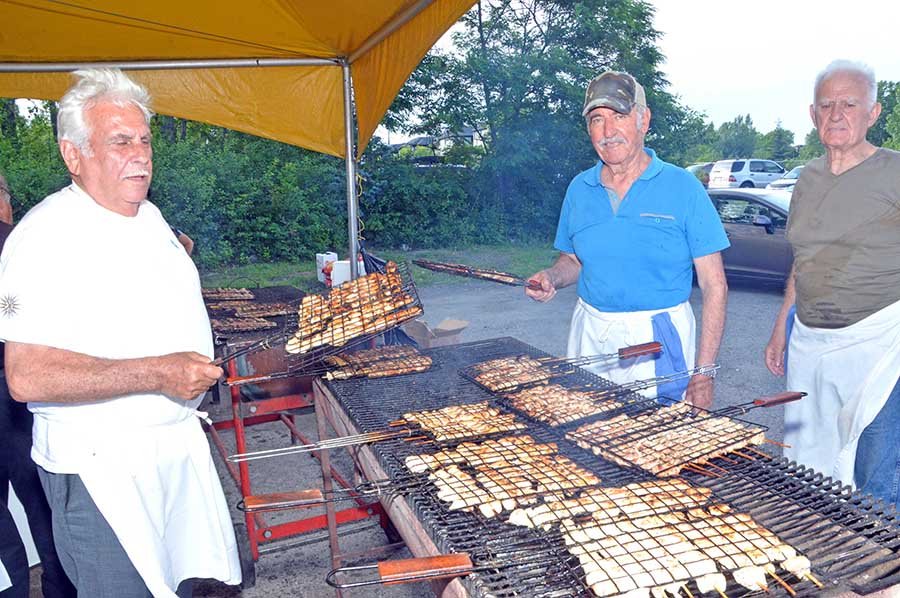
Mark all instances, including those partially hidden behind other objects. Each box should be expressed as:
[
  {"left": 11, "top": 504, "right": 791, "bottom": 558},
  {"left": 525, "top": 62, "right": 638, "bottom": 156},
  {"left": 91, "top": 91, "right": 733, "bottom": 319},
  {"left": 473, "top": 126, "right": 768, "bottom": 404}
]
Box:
[{"left": 764, "top": 60, "right": 900, "bottom": 507}]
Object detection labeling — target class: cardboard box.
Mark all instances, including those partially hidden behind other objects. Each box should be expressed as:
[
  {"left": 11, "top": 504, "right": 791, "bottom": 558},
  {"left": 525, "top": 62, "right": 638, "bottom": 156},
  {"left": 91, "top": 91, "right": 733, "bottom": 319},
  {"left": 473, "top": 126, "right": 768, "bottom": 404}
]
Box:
[
  {"left": 402, "top": 318, "right": 469, "bottom": 348},
  {"left": 316, "top": 251, "right": 338, "bottom": 283}
]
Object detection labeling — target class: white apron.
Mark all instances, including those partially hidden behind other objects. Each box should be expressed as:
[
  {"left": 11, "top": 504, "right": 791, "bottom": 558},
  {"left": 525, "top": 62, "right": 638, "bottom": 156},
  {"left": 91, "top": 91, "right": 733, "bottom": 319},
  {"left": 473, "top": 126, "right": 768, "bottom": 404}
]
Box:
[
  {"left": 78, "top": 416, "right": 241, "bottom": 598},
  {"left": 0, "top": 557, "right": 11, "bottom": 592},
  {"left": 785, "top": 297, "right": 900, "bottom": 485},
  {"left": 567, "top": 299, "right": 696, "bottom": 399}
]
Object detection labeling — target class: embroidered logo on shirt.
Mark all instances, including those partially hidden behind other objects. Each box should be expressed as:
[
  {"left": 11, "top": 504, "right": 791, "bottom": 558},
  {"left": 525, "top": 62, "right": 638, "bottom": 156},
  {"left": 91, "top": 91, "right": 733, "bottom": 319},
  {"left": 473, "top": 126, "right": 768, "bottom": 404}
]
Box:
[
  {"left": 0, "top": 294, "right": 19, "bottom": 318},
  {"left": 640, "top": 212, "right": 676, "bottom": 221}
]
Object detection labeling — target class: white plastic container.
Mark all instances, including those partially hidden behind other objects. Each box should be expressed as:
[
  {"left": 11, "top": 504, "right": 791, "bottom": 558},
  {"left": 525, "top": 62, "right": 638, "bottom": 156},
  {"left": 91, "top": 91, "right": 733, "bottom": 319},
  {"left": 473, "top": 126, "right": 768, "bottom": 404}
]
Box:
[
  {"left": 316, "top": 251, "right": 338, "bottom": 283},
  {"left": 329, "top": 257, "right": 367, "bottom": 287}
]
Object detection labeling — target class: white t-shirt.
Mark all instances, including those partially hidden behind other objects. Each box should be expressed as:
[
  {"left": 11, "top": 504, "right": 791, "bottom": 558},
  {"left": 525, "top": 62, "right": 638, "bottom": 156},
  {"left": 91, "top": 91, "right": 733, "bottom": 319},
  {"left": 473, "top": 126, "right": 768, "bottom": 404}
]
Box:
[{"left": 0, "top": 183, "right": 213, "bottom": 473}]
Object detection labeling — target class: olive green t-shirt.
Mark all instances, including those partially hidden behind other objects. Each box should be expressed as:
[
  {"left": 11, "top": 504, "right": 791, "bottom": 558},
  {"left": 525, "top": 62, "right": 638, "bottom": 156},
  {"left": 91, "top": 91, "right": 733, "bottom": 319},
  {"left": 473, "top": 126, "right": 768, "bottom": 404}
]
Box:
[{"left": 787, "top": 148, "right": 900, "bottom": 328}]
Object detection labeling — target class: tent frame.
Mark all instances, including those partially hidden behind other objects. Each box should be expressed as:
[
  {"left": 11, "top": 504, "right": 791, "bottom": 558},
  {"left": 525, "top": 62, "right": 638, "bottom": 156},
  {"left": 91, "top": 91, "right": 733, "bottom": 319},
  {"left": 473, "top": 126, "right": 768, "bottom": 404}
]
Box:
[{"left": 0, "top": 0, "right": 441, "bottom": 276}]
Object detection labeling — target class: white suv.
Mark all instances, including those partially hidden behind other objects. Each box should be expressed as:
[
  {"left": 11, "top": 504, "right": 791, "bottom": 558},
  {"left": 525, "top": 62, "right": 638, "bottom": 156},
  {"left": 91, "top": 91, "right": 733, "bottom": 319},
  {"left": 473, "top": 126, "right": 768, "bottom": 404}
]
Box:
[{"left": 708, "top": 159, "right": 785, "bottom": 189}]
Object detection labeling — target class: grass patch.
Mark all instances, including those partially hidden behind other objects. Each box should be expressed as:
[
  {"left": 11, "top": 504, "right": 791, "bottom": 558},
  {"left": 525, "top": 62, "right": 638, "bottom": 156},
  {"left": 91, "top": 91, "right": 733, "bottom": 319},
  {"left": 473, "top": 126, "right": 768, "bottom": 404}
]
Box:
[
  {"left": 200, "top": 245, "right": 560, "bottom": 289},
  {"left": 200, "top": 260, "right": 319, "bottom": 291}
]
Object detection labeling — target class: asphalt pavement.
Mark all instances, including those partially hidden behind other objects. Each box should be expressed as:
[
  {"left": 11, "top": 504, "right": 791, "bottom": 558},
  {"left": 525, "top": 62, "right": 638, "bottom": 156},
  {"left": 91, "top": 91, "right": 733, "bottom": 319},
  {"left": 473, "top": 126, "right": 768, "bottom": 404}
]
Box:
[{"left": 196, "top": 279, "right": 790, "bottom": 597}]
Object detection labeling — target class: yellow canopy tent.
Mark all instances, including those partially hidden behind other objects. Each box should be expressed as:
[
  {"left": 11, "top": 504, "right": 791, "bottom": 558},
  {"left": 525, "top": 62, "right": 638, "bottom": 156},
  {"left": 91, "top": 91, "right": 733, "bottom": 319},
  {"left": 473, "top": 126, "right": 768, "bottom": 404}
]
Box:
[{"left": 0, "top": 0, "right": 476, "bottom": 272}]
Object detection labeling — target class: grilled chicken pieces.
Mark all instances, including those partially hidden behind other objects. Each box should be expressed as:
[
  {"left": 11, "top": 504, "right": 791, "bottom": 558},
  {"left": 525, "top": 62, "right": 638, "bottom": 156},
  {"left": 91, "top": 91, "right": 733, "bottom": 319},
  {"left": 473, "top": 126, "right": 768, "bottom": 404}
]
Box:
[
  {"left": 324, "top": 345, "right": 432, "bottom": 381},
  {"left": 471, "top": 355, "right": 553, "bottom": 392},
  {"left": 567, "top": 402, "right": 766, "bottom": 477},
  {"left": 504, "top": 383, "right": 621, "bottom": 426},
  {"left": 400, "top": 402, "right": 525, "bottom": 442},
  {"left": 286, "top": 262, "right": 422, "bottom": 354}
]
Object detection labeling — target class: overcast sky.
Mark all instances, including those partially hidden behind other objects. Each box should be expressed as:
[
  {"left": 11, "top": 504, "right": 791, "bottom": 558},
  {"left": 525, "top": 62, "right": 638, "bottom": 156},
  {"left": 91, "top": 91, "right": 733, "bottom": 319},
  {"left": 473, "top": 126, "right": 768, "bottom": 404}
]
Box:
[{"left": 652, "top": 0, "right": 900, "bottom": 144}]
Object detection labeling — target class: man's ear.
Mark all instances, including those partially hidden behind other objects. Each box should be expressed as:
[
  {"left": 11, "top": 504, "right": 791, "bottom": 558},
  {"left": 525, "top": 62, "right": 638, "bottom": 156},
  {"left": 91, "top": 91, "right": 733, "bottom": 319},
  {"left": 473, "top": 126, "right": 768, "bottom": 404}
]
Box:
[
  {"left": 59, "top": 140, "right": 82, "bottom": 177},
  {"left": 868, "top": 101, "right": 883, "bottom": 127}
]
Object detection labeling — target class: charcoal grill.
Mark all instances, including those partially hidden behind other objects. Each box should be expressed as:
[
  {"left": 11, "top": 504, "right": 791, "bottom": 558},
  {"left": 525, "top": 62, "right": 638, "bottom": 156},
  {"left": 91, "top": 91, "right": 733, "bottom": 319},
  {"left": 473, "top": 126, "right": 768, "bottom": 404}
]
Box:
[{"left": 313, "top": 336, "right": 900, "bottom": 597}]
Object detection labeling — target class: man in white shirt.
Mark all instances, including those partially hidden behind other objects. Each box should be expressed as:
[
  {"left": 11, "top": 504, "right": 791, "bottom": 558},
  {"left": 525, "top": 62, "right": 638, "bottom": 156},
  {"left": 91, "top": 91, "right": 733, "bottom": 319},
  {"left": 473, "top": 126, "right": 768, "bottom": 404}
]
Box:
[{"left": 0, "top": 69, "right": 241, "bottom": 597}]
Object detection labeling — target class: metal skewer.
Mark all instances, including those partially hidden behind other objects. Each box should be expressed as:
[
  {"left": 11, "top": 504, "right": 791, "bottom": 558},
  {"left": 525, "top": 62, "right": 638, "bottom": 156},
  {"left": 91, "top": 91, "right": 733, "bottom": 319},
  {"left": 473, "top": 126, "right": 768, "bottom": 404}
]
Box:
[
  {"left": 536, "top": 341, "right": 663, "bottom": 366},
  {"left": 227, "top": 428, "right": 415, "bottom": 463},
  {"left": 412, "top": 258, "right": 542, "bottom": 290}
]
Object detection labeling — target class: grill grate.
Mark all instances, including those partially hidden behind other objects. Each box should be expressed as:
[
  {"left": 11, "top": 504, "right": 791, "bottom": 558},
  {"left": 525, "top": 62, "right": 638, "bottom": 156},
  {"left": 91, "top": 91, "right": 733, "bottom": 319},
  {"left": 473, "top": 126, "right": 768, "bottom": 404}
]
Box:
[{"left": 324, "top": 337, "right": 900, "bottom": 597}]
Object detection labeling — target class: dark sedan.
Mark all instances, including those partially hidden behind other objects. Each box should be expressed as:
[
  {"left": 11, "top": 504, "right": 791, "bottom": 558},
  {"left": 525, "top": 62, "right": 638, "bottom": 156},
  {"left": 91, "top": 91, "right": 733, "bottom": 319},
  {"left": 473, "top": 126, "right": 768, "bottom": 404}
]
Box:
[{"left": 708, "top": 188, "right": 793, "bottom": 284}]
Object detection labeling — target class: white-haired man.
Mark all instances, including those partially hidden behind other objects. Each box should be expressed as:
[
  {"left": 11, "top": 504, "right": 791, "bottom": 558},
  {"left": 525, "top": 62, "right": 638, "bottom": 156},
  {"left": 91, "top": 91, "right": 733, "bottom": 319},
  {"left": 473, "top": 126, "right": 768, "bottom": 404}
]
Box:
[
  {"left": 764, "top": 60, "right": 900, "bottom": 507},
  {"left": 526, "top": 70, "right": 729, "bottom": 409},
  {"left": 0, "top": 70, "right": 240, "bottom": 597}
]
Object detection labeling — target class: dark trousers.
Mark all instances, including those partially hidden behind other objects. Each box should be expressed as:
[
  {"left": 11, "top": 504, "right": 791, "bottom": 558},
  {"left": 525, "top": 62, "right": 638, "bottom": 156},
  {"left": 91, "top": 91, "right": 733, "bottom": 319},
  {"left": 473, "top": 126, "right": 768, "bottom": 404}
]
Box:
[
  {"left": 38, "top": 470, "right": 194, "bottom": 598},
  {"left": 0, "top": 376, "right": 75, "bottom": 598},
  {"left": 854, "top": 375, "right": 900, "bottom": 508}
]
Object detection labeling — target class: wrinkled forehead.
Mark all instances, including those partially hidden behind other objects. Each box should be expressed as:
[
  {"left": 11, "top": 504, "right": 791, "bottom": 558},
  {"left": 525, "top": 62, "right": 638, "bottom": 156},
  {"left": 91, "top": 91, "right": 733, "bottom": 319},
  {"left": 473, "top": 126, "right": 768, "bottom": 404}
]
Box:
[
  {"left": 84, "top": 101, "right": 151, "bottom": 137},
  {"left": 815, "top": 71, "right": 869, "bottom": 101}
]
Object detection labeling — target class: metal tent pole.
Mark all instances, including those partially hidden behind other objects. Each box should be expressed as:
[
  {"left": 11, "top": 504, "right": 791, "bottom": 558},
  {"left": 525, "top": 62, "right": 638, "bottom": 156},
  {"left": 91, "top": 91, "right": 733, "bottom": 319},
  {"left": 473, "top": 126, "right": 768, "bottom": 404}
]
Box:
[{"left": 341, "top": 59, "right": 360, "bottom": 279}]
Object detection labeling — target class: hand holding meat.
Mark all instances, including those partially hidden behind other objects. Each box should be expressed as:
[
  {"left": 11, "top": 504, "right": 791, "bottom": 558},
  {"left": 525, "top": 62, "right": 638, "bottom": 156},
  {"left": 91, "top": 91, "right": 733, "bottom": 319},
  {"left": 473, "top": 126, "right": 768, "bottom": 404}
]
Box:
[
  {"left": 155, "top": 352, "right": 223, "bottom": 400},
  {"left": 525, "top": 270, "right": 556, "bottom": 302}
]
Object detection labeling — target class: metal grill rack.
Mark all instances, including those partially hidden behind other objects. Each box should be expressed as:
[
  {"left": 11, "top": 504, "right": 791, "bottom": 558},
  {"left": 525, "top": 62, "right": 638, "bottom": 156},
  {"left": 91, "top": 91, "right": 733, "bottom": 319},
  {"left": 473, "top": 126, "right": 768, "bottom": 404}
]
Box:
[
  {"left": 282, "top": 261, "right": 422, "bottom": 370},
  {"left": 566, "top": 401, "right": 769, "bottom": 478},
  {"left": 318, "top": 337, "right": 900, "bottom": 597}
]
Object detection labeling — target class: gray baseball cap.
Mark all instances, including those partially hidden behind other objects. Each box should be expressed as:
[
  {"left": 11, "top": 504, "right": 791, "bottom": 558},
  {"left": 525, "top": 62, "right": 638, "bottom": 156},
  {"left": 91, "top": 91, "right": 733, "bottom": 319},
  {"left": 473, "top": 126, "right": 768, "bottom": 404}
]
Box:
[{"left": 582, "top": 71, "right": 647, "bottom": 117}]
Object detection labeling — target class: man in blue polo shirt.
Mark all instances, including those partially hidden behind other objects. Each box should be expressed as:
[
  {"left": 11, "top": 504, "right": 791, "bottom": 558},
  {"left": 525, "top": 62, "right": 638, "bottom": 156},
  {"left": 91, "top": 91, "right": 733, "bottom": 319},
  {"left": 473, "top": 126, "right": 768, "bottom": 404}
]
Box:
[{"left": 527, "top": 70, "right": 729, "bottom": 409}]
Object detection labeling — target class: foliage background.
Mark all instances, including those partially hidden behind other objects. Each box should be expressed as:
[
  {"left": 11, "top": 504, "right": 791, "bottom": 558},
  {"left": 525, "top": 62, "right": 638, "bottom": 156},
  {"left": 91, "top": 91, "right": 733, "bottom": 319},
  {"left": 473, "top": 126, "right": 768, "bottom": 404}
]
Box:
[{"left": 3, "top": 0, "right": 899, "bottom": 270}]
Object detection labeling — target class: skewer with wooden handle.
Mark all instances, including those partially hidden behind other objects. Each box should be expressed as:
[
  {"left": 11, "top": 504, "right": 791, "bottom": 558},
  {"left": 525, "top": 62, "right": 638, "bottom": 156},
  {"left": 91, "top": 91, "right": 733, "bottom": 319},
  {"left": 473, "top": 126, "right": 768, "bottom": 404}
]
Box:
[
  {"left": 413, "top": 258, "right": 542, "bottom": 289},
  {"left": 327, "top": 554, "right": 475, "bottom": 588},
  {"left": 236, "top": 476, "right": 426, "bottom": 512},
  {"left": 536, "top": 341, "right": 663, "bottom": 366},
  {"left": 715, "top": 391, "right": 807, "bottom": 417}
]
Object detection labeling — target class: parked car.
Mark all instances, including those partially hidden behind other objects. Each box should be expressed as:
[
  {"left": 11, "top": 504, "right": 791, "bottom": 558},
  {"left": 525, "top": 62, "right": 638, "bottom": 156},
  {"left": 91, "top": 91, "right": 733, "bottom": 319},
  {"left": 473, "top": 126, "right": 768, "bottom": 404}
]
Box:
[
  {"left": 708, "top": 188, "right": 792, "bottom": 284},
  {"left": 766, "top": 165, "right": 805, "bottom": 192},
  {"left": 708, "top": 159, "right": 785, "bottom": 189},
  {"left": 686, "top": 162, "right": 714, "bottom": 188}
]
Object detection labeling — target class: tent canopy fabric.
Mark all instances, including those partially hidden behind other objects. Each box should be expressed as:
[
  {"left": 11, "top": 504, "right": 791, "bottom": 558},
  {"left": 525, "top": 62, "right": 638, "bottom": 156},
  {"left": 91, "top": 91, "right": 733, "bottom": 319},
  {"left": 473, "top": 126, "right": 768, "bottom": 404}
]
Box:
[{"left": 0, "top": 0, "right": 475, "bottom": 157}]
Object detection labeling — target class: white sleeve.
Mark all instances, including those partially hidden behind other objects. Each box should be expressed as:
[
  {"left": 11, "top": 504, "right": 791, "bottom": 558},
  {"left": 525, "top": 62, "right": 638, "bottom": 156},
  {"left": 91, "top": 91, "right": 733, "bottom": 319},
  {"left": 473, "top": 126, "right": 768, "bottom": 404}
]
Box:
[{"left": 0, "top": 220, "right": 84, "bottom": 350}]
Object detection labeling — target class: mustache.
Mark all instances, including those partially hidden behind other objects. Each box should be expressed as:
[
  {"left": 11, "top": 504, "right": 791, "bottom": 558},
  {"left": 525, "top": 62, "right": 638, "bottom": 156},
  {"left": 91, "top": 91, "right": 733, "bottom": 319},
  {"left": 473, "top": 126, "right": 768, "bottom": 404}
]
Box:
[{"left": 598, "top": 136, "right": 627, "bottom": 146}]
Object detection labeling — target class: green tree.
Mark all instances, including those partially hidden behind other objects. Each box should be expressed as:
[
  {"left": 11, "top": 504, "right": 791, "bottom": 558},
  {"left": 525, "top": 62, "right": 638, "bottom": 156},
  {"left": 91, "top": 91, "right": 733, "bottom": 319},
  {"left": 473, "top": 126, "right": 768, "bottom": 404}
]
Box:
[
  {"left": 716, "top": 115, "right": 758, "bottom": 158},
  {"left": 386, "top": 0, "right": 699, "bottom": 241},
  {"left": 756, "top": 122, "right": 796, "bottom": 162},
  {"left": 868, "top": 81, "right": 898, "bottom": 147},
  {"left": 798, "top": 128, "right": 825, "bottom": 160}
]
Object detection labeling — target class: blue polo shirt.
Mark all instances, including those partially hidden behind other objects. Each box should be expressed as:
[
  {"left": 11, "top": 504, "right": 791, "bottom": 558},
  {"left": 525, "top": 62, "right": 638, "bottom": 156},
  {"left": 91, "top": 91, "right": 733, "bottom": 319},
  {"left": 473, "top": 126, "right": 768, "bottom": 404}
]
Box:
[{"left": 554, "top": 149, "right": 728, "bottom": 312}]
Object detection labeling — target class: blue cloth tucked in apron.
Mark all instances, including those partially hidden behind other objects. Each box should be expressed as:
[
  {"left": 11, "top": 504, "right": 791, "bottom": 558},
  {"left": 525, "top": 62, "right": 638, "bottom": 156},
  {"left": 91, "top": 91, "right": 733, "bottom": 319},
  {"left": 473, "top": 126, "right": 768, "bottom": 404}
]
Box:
[
  {"left": 651, "top": 311, "right": 688, "bottom": 404},
  {"left": 784, "top": 304, "right": 796, "bottom": 375}
]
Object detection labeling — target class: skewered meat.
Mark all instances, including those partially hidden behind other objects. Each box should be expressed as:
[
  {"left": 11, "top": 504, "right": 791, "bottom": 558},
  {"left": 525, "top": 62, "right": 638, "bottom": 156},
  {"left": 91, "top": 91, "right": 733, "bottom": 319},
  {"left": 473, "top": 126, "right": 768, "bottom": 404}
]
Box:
[
  {"left": 404, "top": 435, "right": 558, "bottom": 474},
  {"left": 567, "top": 402, "right": 766, "bottom": 476},
  {"left": 233, "top": 302, "right": 294, "bottom": 318},
  {"left": 202, "top": 287, "right": 255, "bottom": 301},
  {"left": 324, "top": 345, "right": 432, "bottom": 380},
  {"left": 399, "top": 402, "right": 525, "bottom": 442},
  {"left": 559, "top": 501, "right": 807, "bottom": 597},
  {"left": 204, "top": 300, "right": 255, "bottom": 311},
  {"left": 210, "top": 316, "right": 278, "bottom": 334},
  {"left": 507, "top": 479, "right": 712, "bottom": 530},
  {"left": 406, "top": 435, "right": 599, "bottom": 516},
  {"left": 470, "top": 355, "right": 553, "bottom": 392},
  {"left": 504, "top": 384, "right": 622, "bottom": 426},
  {"left": 413, "top": 259, "right": 525, "bottom": 286}
]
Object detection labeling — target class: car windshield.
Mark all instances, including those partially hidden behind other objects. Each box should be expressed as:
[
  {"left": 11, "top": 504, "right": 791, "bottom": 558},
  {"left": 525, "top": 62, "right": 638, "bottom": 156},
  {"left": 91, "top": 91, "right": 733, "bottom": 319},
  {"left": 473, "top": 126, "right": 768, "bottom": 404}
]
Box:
[
  {"left": 759, "top": 191, "right": 791, "bottom": 212},
  {"left": 785, "top": 166, "right": 804, "bottom": 180}
]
